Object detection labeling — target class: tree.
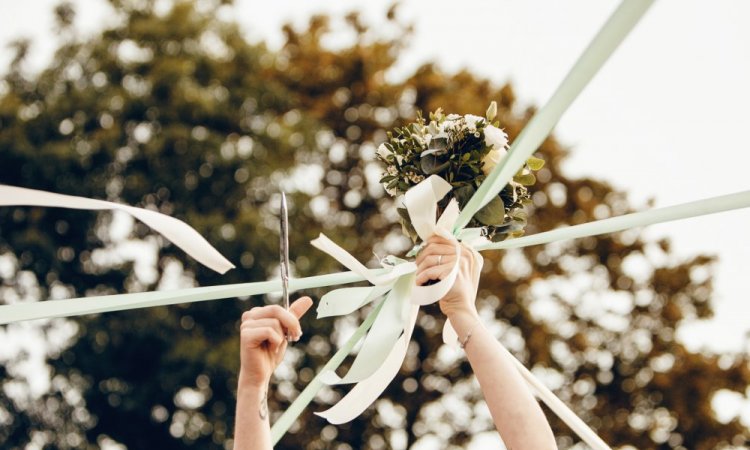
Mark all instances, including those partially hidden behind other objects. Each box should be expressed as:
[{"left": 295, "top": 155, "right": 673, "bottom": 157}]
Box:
[{"left": 0, "top": 1, "right": 748, "bottom": 449}]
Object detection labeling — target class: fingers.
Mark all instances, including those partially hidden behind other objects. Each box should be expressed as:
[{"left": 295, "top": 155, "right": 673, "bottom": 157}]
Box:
[
  {"left": 289, "top": 296, "right": 313, "bottom": 319},
  {"left": 416, "top": 237, "right": 479, "bottom": 286},
  {"left": 425, "top": 234, "right": 455, "bottom": 246},
  {"left": 415, "top": 243, "right": 455, "bottom": 266},
  {"left": 416, "top": 265, "right": 449, "bottom": 286},
  {"left": 243, "top": 305, "right": 303, "bottom": 339},
  {"left": 240, "top": 296, "right": 313, "bottom": 344},
  {"left": 416, "top": 253, "right": 455, "bottom": 274},
  {"left": 241, "top": 318, "right": 284, "bottom": 338},
  {"left": 241, "top": 326, "right": 284, "bottom": 351}
]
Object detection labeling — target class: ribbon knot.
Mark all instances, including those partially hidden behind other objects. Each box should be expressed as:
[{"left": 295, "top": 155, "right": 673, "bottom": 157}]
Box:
[{"left": 310, "top": 175, "right": 483, "bottom": 424}]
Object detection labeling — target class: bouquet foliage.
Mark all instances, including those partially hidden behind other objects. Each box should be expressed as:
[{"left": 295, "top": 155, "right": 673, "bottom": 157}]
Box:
[{"left": 377, "top": 102, "right": 544, "bottom": 243}]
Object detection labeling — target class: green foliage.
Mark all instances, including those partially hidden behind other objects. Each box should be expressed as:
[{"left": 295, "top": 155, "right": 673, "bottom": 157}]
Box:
[
  {"left": 0, "top": 2, "right": 748, "bottom": 450},
  {"left": 376, "top": 107, "right": 542, "bottom": 244}
]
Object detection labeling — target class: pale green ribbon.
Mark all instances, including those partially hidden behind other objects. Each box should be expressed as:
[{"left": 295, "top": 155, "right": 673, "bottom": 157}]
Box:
[
  {"left": 0, "top": 1, "right": 687, "bottom": 449},
  {"left": 3, "top": 189, "right": 746, "bottom": 324},
  {"left": 477, "top": 190, "right": 750, "bottom": 252},
  {"left": 304, "top": 175, "right": 475, "bottom": 425},
  {"left": 276, "top": 1, "right": 655, "bottom": 445},
  {"left": 455, "top": 0, "right": 656, "bottom": 230}
]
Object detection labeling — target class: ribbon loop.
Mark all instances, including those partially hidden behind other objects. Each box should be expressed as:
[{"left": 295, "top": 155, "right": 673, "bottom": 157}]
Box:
[
  {"left": 311, "top": 175, "right": 478, "bottom": 421},
  {"left": 320, "top": 274, "right": 413, "bottom": 385},
  {"left": 403, "top": 175, "right": 453, "bottom": 241}
]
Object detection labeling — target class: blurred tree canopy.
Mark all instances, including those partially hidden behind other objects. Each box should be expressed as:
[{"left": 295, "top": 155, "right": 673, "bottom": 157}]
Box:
[{"left": 0, "top": 1, "right": 748, "bottom": 449}]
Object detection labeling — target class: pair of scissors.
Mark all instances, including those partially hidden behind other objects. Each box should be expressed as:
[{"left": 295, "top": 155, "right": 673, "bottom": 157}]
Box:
[{"left": 279, "top": 192, "right": 292, "bottom": 342}]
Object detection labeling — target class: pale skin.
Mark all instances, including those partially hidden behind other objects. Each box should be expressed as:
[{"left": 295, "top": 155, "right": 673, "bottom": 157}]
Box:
[
  {"left": 233, "top": 235, "right": 555, "bottom": 450},
  {"left": 416, "top": 235, "right": 557, "bottom": 450},
  {"left": 233, "top": 297, "right": 313, "bottom": 450}
]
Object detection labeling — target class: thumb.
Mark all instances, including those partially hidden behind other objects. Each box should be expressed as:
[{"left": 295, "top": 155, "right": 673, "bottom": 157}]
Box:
[{"left": 289, "top": 296, "right": 314, "bottom": 319}]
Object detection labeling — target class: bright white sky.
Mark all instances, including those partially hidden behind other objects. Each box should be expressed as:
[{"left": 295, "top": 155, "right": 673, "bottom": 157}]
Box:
[
  {"left": 2, "top": 0, "right": 747, "bottom": 350},
  {"left": 1, "top": 0, "right": 750, "bottom": 440}
]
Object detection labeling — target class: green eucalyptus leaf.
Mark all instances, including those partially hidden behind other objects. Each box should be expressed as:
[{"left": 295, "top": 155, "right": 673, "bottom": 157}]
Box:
[
  {"left": 512, "top": 210, "right": 528, "bottom": 221},
  {"left": 515, "top": 173, "right": 537, "bottom": 186},
  {"left": 474, "top": 195, "right": 506, "bottom": 226},
  {"left": 429, "top": 136, "right": 449, "bottom": 152},
  {"left": 453, "top": 185, "right": 475, "bottom": 209},
  {"left": 527, "top": 156, "right": 545, "bottom": 171},
  {"left": 421, "top": 154, "right": 450, "bottom": 175}
]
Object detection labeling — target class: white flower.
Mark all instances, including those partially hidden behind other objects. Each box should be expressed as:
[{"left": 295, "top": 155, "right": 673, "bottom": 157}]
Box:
[
  {"left": 482, "top": 146, "right": 508, "bottom": 175},
  {"left": 464, "top": 114, "right": 484, "bottom": 131},
  {"left": 377, "top": 143, "right": 392, "bottom": 160},
  {"left": 484, "top": 125, "right": 508, "bottom": 150}
]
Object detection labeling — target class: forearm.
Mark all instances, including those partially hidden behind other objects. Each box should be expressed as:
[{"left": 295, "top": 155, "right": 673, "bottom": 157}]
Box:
[
  {"left": 450, "top": 312, "right": 556, "bottom": 450},
  {"left": 233, "top": 376, "right": 272, "bottom": 450}
]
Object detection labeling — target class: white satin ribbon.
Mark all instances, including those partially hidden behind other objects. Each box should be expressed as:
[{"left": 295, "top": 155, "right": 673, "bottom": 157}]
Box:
[
  {"left": 319, "top": 274, "right": 413, "bottom": 386},
  {"left": 311, "top": 175, "right": 479, "bottom": 423},
  {"left": 311, "top": 234, "right": 415, "bottom": 286},
  {"left": 316, "top": 302, "right": 420, "bottom": 424},
  {"left": 316, "top": 285, "right": 391, "bottom": 319},
  {"left": 0, "top": 185, "right": 234, "bottom": 274}
]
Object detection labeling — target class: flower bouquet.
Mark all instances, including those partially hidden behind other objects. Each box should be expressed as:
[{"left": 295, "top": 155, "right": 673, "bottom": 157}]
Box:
[{"left": 377, "top": 101, "right": 544, "bottom": 244}]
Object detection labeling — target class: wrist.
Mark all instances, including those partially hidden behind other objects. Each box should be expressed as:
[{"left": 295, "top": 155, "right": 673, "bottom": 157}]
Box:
[
  {"left": 238, "top": 368, "right": 270, "bottom": 391},
  {"left": 447, "top": 309, "right": 481, "bottom": 338}
]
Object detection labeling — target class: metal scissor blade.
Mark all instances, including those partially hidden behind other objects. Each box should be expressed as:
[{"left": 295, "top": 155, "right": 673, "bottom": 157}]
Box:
[{"left": 279, "top": 192, "right": 291, "bottom": 341}]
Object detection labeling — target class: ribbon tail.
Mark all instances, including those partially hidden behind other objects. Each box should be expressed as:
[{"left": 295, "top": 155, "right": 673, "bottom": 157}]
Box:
[
  {"left": 316, "top": 285, "right": 391, "bottom": 319},
  {"left": 311, "top": 233, "right": 415, "bottom": 285},
  {"left": 315, "top": 304, "right": 420, "bottom": 424},
  {"left": 443, "top": 319, "right": 459, "bottom": 347},
  {"left": 0, "top": 185, "right": 234, "bottom": 274},
  {"left": 321, "top": 275, "right": 413, "bottom": 385}
]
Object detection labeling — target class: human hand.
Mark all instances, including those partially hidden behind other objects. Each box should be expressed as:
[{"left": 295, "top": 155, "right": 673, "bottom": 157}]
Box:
[
  {"left": 238, "top": 297, "right": 313, "bottom": 388},
  {"left": 415, "top": 235, "right": 482, "bottom": 320}
]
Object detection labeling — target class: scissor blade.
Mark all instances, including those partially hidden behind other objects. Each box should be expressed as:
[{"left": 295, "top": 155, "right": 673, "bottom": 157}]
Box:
[{"left": 279, "top": 192, "right": 290, "bottom": 313}]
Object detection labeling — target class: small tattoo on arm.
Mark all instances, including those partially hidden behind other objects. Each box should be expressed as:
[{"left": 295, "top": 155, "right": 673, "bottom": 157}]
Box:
[
  {"left": 258, "top": 390, "right": 269, "bottom": 420},
  {"left": 259, "top": 390, "right": 268, "bottom": 420}
]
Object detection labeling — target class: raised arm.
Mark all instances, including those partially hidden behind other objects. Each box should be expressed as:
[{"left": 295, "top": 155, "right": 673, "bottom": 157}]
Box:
[
  {"left": 416, "top": 235, "right": 556, "bottom": 450},
  {"left": 233, "top": 297, "right": 313, "bottom": 450}
]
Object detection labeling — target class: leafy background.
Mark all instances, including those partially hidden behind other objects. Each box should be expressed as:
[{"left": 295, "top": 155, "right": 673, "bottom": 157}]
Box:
[{"left": 0, "top": 1, "right": 749, "bottom": 449}]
